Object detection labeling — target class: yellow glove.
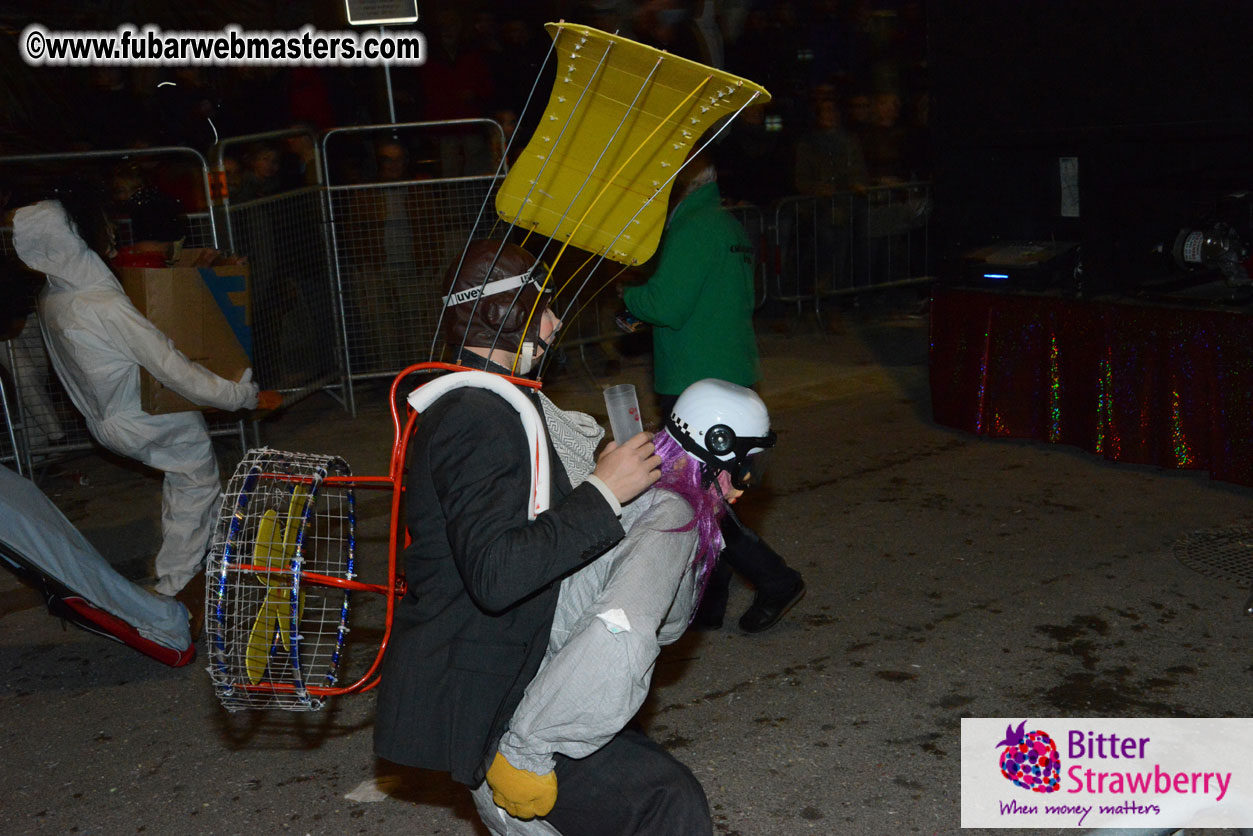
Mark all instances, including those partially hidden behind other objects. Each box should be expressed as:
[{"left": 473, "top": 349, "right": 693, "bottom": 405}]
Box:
[{"left": 486, "top": 751, "right": 557, "bottom": 819}]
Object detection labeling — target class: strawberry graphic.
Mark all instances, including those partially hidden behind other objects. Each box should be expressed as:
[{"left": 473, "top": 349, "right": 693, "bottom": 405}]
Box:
[{"left": 995, "top": 720, "right": 1061, "bottom": 793}]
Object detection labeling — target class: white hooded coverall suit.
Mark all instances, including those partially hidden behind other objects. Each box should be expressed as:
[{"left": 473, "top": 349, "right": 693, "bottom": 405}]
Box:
[{"left": 12, "top": 200, "right": 258, "bottom": 596}]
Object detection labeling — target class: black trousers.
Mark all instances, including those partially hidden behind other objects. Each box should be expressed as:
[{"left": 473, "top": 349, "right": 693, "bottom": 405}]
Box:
[
  {"left": 546, "top": 727, "right": 712, "bottom": 836},
  {"left": 657, "top": 393, "right": 799, "bottom": 610}
]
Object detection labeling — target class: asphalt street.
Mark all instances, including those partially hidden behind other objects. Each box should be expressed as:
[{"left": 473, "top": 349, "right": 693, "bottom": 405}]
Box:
[{"left": 2, "top": 309, "right": 1251, "bottom": 835}]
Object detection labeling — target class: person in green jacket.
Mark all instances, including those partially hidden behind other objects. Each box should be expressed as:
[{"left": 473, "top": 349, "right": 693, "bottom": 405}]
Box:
[{"left": 622, "top": 154, "right": 805, "bottom": 634}]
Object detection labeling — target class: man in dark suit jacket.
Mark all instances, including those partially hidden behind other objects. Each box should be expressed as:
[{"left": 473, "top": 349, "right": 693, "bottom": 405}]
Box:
[{"left": 374, "top": 241, "right": 711, "bottom": 835}]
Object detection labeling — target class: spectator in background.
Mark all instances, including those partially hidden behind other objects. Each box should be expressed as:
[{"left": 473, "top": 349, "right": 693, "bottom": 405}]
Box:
[
  {"left": 472, "top": 7, "right": 503, "bottom": 56},
  {"left": 862, "top": 90, "right": 909, "bottom": 185},
  {"left": 230, "top": 143, "right": 287, "bottom": 382},
  {"left": 234, "top": 143, "right": 283, "bottom": 203},
  {"left": 487, "top": 14, "right": 550, "bottom": 164},
  {"left": 278, "top": 126, "right": 320, "bottom": 191},
  {"left": 148, "top": 158, "right": 210, "bottom": 214},
  {"left": 905, "top": 87, "right": 933, "bottom": 181},
  {"left": 107, "top": 162, "right": 144, "bottom": 211},
  {"left": 221, "top": 155, "right": 244, "bottom": 200},
  {"left": 857, "top": 90, "right": 929, "bottom": 286},
  {"left": 633, "top": 1, "right": 714, "bottom": 66},
  {"left": 489, "top": 108, "right": 519, "bottom": 169},
  {"left": 792, "top": 92, "right": 868, "bottom": 294},
  {"left": 794, "top": 94, "right": 869, "bottom": 198},
  {"left": 845, "top": 87, "right": 874, "bottom": 142}
]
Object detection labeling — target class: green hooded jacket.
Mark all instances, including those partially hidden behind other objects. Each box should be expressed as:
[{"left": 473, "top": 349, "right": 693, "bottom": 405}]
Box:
[{"left": 623, "top": 181, "right": 759, "bottom": 396}]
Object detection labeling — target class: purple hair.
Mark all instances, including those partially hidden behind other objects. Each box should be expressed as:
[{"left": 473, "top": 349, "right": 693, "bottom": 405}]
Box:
[{"left": 652, "top": 429, "right": 727, "bottom": 613}]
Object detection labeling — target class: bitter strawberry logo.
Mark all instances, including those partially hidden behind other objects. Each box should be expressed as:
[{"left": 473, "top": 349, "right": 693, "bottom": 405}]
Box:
[{"left": 996, "top": 720, "right": 1061, "bottom": 793}]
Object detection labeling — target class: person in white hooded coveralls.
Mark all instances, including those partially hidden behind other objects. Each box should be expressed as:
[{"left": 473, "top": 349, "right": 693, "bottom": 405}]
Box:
[{"left": 12, "top": 199, "right": 259, "bottom": 603}]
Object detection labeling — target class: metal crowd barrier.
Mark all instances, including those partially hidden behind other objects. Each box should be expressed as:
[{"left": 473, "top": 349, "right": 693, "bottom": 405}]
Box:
[
  {"left": 0, "top": 146, "right": 248, "bottom": 475},
  {"left": 0, "top": 364, "right": 20, "bottom": 474},
  {"left": 212, "top": 127, "right": 347, "bottom": 409},
  {"left": 321, "top": 120, "right": 507, "bottom": 408},
  {"left": 0, "top": 137, "right": 936, "bottom": 476},
  {"left": 771, "top": 181, "right": 934, "bottom": 313},
  {"left": 727, "top": 203, "right": 771, "bottom": 308}
]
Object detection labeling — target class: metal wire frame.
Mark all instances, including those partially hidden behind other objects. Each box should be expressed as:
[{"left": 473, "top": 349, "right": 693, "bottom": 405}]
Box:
[
  {"left": 210, "top": 127, "right": 325, "bottom": 248},
  {"left": 480, "top": 38, "right": 640, "bottom": 369},
  {"left": 216, "top": 187, "right": 347, "bottom": 401}
]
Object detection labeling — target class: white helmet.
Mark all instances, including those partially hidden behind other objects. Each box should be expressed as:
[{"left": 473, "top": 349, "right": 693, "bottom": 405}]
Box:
[{"left": 665, "top": 379, "right": 776, "bottom": 489}]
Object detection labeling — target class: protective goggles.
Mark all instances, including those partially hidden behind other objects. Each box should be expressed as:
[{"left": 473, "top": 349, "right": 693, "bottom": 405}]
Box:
[{"left": 706, "top": 423, "right": 775, "bottom": 490}]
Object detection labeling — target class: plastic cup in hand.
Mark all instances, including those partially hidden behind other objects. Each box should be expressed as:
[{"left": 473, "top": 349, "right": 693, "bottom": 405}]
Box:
[{"left": 604, "top": 383, "right": 643, "bottom": 445}]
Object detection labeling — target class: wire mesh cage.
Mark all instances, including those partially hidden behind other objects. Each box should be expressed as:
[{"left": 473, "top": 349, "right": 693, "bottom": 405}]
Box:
[{"left": 206, "top": 447, "right": 356, "bottom": 712}]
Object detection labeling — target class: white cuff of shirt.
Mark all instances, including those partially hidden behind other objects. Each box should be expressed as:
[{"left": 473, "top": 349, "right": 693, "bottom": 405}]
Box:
[{"left": 583, "top": 474, "right": 621, "bottom": 517}]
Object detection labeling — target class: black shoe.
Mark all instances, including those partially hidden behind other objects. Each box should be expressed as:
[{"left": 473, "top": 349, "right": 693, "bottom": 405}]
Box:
[{"left": 738, "top": 576, "right": 805, "bottom": 634}]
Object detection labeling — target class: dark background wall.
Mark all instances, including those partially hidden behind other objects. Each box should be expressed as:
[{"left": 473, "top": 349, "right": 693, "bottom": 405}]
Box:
[{"left": 930, "top": 0, "right": 1253, "bottom": 291}]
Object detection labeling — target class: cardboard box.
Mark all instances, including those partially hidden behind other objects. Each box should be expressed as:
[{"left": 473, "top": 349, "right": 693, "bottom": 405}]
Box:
[{"left": 118, "top": 250, "right": 253, "bottom": 414}]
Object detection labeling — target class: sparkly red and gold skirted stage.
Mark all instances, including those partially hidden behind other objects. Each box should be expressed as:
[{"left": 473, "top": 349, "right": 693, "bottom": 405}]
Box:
[{"left": 929, "top": 286, "right": 1253, "bottom": 487}]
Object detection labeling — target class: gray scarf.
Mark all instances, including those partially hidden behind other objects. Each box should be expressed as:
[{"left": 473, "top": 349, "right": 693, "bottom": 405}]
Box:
[{"left": 538, "top": 392, "right": 604, "bottom": 487}]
